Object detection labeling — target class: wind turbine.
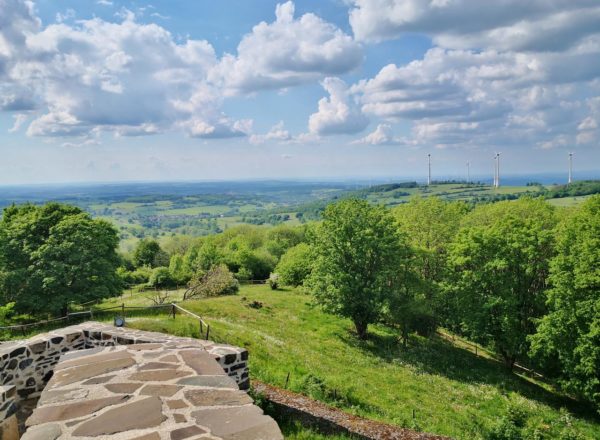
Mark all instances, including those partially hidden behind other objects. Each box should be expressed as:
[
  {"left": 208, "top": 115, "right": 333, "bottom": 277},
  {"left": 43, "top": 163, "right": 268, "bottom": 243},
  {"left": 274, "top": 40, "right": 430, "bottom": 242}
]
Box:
[
  {"left": 568, "top": 152, "right": 573, "bottom": 184},
  {"left": 427, "top": 153, "right": 431, "bottom": 186},
  {"left": 467, "top": 161, "right": 470, "bottom": 184},
  {"left": 493, "top": 154, "right": 497, "bottom": 188},
  {"left": 496, "top": 152, "right": 501, "bottom": 188}
]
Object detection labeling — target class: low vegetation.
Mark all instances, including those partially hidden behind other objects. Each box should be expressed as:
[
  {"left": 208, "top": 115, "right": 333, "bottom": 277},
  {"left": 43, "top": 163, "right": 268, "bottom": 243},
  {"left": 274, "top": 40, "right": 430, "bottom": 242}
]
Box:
[{"left": 126, "top": 285, "right": 600, "bottom": 440}]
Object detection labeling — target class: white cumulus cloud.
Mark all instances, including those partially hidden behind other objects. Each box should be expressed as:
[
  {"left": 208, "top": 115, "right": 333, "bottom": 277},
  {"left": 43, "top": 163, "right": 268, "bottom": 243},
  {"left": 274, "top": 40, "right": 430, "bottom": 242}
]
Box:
[
  {"left": 308, "top": 77, "right": 369, "bottom": 136},
  {"left": 214, "top": 1, "right": 363, "bottom": 95}
]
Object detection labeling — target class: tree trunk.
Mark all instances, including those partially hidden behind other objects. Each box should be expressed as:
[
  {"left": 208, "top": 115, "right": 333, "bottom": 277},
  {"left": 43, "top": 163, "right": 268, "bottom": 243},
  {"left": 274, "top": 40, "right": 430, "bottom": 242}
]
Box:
[
  {"left": 501, "top": 352, "right": 516, "bottom": 370},
  {"left": 354, "top": 320, "right": 368, "bottom": 340}
]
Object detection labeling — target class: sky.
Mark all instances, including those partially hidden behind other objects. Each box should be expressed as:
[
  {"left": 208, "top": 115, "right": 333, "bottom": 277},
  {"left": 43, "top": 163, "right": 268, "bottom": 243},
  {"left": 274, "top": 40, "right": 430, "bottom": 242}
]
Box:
[{"left": 0, "top": 0, "right": 599, "bottom": 184}]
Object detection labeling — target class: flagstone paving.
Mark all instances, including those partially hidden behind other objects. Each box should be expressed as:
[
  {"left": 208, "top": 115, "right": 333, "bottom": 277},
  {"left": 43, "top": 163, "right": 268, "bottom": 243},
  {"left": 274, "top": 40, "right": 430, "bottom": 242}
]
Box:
[{"left": 21, "top": 344, "right": 282, "bottom": 440}]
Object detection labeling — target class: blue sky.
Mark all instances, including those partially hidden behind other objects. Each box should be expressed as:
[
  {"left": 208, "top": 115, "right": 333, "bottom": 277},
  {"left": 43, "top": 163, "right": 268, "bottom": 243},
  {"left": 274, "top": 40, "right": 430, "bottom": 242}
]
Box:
[{"left": 0, "top": 0, "right": 599, "bottom": 184}]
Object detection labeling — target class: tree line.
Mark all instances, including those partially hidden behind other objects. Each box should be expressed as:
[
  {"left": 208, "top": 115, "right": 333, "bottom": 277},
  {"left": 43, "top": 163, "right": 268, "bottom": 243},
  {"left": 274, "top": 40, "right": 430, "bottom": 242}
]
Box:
[{"left": 288, "top": 196, "right": 599, "bottom": 413}]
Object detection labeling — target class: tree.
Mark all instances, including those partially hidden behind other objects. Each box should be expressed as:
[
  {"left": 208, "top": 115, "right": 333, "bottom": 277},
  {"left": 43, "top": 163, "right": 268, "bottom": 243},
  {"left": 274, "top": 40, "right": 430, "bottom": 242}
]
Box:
[
  {"left": 394, "top": 197, "right": 468, "bottom": 326},
  {"left": 447, "top": 198, "right": 557, "bottom": 368},
  {"left": 168, "top": 254, "right": 192, "bottom": 285},
  {"left": 265, "top": 225, "right": 305, "bottom": 259},
  {"left": 132, "top": 239, "right": 162, "bottom": 268},
  {"left": 305, "top": 199, "right": 412, "bottom": 340},
  {"left": 0, "top": 204, "right": 121, "bottom": 316},
  {"left": 530, "top": 195, "right": 600, "bottom": 411},
  {"left": 148, "top": 266, "right": 176, "bottom": 289},
  {"left": 274, "top": 243, "right": 313, "bottom": 287},
  {"left": 184, "top": 264, "right": 239, "bottom": 299}
]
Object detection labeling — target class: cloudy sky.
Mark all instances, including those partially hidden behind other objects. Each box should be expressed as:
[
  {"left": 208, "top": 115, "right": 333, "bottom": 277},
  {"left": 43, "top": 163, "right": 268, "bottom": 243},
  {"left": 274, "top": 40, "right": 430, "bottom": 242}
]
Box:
[{"left": 0, "top": 0, "right": 599, "bottom": 184}]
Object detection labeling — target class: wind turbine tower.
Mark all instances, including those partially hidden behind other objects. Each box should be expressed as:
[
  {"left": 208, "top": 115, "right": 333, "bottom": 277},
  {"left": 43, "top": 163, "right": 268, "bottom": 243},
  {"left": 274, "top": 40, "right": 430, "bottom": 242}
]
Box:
[
  {"left": 467, "top": 161, "right": 470, "bottom": 184},
  {"left": 496, "top": 153, "right": 500, "bottom": 188},
  {"left": 493, "top": 153, "right": 501, "bottom": 188},
  {"left": 427, "top": 153, "right": 431, "bottom": 185},
  {"left": 568, "top": 152, "right": 573, "bottom": 184}
]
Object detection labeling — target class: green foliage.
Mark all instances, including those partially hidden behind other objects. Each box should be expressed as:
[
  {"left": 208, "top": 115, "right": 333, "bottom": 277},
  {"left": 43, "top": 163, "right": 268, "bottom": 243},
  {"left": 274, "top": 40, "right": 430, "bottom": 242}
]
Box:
[
  {"left": 306, "top": 199, "right": 412, "bottom": 339},
  {"left": 530, "top": 195, "right": 600, "bottom": 412},
  {"left": 544, "top": 181, "right": 600, "bottom": 199},
  {"left": 185, "top": 264, "right": 239, "bottom": 299},
  {"left": 393, "top": 197, "right": 468, "bottom": 325},
  {"left": 168, "top": 254, "right": 192, "bottom": 284},
  {"left": 117, "top": 266, "right": 152, "bottom": 285},
  {"left": 265, "top": 225, "right": 305, "bottom": 259},
  {"left": 447, "top": 198, "right": 557, "bottom": 367},
  {"left": 132, "top": 238, "right": 163, "bottom": 268},
  {"left": 0, "top": 302, "right": 15, "bottom": 326},
  {"left": 0, "top": 203, "right": 121, "bottom": 316},
  {"left": 148, "top": 266, "right": 176, "bottom": 288},
  {"left": 275, "top": 242, "right": 313, "bottom": 287}
]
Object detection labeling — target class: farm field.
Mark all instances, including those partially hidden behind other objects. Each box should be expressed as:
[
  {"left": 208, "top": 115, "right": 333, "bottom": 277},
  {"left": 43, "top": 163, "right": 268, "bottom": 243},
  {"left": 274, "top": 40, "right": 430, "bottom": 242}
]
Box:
[
  {"left": 1, "top": 180, "right": 598, "bottom": 253},
  {"left": 110, "top": 285, "right": 600, "bottom": 440}
]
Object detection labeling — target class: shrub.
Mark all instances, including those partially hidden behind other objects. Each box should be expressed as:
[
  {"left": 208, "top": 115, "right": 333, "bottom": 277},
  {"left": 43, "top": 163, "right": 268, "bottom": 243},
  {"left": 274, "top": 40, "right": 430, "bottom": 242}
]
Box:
[
  {"left": 148, "top": 267, "right": 176, "bottom": 288},
  {"left": 275, "top": 243, "right": 312, "bottom": 287},
  {"left": 185, "top": 265, "right": 239, "bottom": 299},
  {"left": 268, "top": 273, "right": 279, "bottom": 290},
  {"left": 117, "top": 266, "right": 152, "bottom": 285}
]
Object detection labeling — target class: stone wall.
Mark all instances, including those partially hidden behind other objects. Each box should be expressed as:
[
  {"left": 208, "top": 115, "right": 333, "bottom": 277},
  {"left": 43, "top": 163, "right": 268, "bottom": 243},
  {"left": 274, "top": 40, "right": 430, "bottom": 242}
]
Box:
[
  {"left": 19, "top": 344, "right": 282, "bottom": 440},
  {"left": 0, "top": 322, "right": 250, "bottom": 432}
]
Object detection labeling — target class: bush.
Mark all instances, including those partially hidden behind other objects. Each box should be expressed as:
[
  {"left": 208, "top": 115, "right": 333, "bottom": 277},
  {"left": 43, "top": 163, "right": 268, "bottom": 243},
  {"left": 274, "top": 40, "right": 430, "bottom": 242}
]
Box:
[
  {"left": 148, "top": 267, "right": 176, "bottom": 288},
  {"left": 268, "top": 273, "right": 279, "bottom": 290},
  {"left": 275, "top": 243, "right": 312, "bottom": 287},
  {"left": 185, "top": 265, "right": 239, "bottom": 299},
  {"left": 117, "top": 266, "right": 152, "bottom": 285}
]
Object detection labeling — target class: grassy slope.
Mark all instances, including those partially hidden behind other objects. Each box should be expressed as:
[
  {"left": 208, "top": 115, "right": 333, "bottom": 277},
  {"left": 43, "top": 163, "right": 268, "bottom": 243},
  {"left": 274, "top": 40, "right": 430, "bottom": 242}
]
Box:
[{"left": 121, "top": 285, "right": 599, "bottom": 440}]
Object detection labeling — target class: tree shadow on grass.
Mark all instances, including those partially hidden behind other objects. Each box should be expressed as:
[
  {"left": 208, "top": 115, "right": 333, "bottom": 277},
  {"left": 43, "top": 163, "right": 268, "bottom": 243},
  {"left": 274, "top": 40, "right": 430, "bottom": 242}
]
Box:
[{"left": 340, "top": 328, "right": 599, "bottom": 423}]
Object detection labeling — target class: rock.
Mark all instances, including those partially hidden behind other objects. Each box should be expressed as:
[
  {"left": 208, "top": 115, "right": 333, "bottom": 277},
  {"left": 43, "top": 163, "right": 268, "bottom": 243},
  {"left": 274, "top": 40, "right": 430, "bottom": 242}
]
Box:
[
  {"left": 71, "top": 396, "right": 165, "bottom": 436},
  {"left": 192, "top": 406, "right": 283, "bottom": 440},
  {"left": 20, "top": 422, "right": 61, "bottom": 440},
  {"left": 184, "top": 389, "right": 252, "bottom": 407},
  {"left": 139, "top": 384, "right": 182, "bottom": 397},
  {"left": 26, "top": 395, "right": 129, "bottom": 426},
  {"left": 170, "top": 425, "right": 207, "bottom": 440}
]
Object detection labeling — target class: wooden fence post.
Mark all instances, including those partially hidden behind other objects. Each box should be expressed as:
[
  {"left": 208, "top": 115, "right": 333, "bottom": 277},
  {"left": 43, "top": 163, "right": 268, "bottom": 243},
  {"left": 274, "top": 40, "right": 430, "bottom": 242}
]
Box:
[
  {"left": 171, "top": 304, "right": 176, "bottom": 319},
  {"left": 205, "top": 325, "right": 210, "bottom": 341},
  {"left": 199, "top": 319, "right": 203, "bottom": 335}
]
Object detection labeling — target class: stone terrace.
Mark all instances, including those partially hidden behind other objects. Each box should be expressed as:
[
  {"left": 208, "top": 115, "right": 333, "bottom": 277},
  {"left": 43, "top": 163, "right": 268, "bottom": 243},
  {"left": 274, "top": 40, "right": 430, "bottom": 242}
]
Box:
[
  {"left": 21, "top": 344, "right": 282, "bottom": 439},
  {"left": 0, "top": 323, "right": 282, "bottom": 440}
]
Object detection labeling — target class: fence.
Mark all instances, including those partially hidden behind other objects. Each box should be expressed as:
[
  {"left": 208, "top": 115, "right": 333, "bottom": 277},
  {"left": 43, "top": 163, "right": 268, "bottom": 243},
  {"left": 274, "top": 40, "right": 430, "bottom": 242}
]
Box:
[
  {"left": 0, "top": 302, "right": 212, "bottom": 342},
  {"left": 436, "top": 329, "right": 546, "bottom": 381}
]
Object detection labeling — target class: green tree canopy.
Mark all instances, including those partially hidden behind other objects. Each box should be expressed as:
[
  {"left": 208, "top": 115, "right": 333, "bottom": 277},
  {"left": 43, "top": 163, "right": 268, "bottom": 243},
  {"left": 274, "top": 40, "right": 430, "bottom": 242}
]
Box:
[
  {"left": 0, "top": 204, "right": 121, "bottom": 316},
  {"left": 132, "top": 238, "right": 162, "bottom": 268},
  {"left": 394, "top": 197, "right": 468, "bottom": 325},
  {"left": 447, "top": 198, "right": 557, "bottom": 368},
  {"left": 306, "top": 199, "right": 412, "bottom": 339},
  {"left": 530, "top": 195, "right": 600, "bottom": 411},
  {"left": 275, "top": 242, "right": 313, "bottom": 287}
]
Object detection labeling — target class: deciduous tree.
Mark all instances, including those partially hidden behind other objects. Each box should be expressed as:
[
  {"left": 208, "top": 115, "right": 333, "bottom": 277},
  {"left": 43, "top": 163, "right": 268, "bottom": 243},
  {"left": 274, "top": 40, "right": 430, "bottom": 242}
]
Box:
[
  {"left": 306, "top": 199, "right": 412, "bottom": 340},
  {"left": 447, "top": 198, "right": 557, "bottom": 368},
  {"left": 530, "top": 195, "right": 600, "bottom": 411}
]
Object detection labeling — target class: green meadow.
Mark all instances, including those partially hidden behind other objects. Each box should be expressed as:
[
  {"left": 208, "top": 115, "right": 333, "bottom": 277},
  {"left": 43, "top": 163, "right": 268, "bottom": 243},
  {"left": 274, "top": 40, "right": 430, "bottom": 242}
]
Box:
[{"left": 111, "top": 285, "right": 600, "bottom": 440}]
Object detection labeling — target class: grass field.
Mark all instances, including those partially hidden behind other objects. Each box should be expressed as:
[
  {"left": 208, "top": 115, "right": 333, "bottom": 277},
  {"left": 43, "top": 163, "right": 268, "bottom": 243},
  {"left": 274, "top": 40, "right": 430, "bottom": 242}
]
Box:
[
  {"left": 547, "top": 195, "right": 594, "bottom": 207},
  {"left": 111, "top": 285, "right": 600, "bottom": 440}
]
